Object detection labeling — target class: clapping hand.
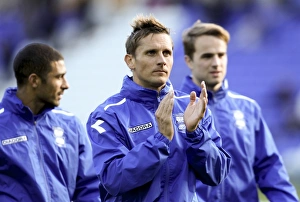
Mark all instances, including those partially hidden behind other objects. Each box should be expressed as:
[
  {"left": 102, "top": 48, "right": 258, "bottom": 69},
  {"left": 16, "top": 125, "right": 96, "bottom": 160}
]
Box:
[
  {"left": 155, "top": 90, "right": 174, "bottom": 140},
  {"left": 184, "top": 81, "right": 208, "bottom": 132}
]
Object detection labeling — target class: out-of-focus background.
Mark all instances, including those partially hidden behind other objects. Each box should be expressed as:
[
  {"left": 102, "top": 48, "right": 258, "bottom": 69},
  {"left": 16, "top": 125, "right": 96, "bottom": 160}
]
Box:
[{"left": 1, "top": 0, "right": 300, "bottom": 199}]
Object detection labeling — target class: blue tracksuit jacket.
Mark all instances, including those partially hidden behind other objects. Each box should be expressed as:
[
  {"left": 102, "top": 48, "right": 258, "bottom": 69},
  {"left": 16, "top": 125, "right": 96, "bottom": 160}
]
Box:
[
  {"left": 86, "top": 75, "right": 231, "bottom": 202},
  {"left": 0, "top": 87, "right": 100, "bottom": 202},
  {"left": 180, "top": 75, "right": 299, "bottom": 202}
]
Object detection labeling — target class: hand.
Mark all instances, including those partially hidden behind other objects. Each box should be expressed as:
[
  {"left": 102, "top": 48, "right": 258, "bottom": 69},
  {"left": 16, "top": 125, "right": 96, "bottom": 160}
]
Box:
[
  {"left": 155, "top": 90, "right": 174, "bottom": 140},
  {"left": 184, "top": 81, "right": 208, "bottom": 132}
]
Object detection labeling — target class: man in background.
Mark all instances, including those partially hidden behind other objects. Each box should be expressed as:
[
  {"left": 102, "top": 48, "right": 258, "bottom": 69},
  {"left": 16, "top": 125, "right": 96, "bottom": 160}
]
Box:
[
  {"left": 0, "top": 43, "right": 100, "bottom": 202},
  {"left": 179, "top": 20, "right": 299, "bottom": 201}
]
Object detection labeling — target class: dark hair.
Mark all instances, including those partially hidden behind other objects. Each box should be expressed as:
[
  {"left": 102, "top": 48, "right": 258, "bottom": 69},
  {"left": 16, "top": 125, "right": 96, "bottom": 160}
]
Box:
[
  {"left": 182, "top": 20, "right": 230, "bottom": 59},
  {"left": 13, "top": 43, "right": 64, "bottom": 86},
  {"left": 125, "top": 14, "right": 171, "bottom": 56}
]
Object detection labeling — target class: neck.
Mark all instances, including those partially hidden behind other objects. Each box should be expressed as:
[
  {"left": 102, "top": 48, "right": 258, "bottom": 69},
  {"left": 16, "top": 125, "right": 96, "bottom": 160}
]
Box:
[
  {"left": 16, "top": 87, "right": 44, "bottom": 115},
  {"left": 208, "top": 83, "right": 222, "bottom": 93},
  {"left": 191, "top": 77, "right": 221, "bottom": 93}
]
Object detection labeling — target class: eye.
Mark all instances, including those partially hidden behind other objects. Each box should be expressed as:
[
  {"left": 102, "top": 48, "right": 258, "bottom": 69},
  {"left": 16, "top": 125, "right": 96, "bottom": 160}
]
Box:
[
  {"left": 147, "top": 50, "right": 156, "bottom": 55},
  {"left": 56, "top": 74, "right": 65, "bottom": 79},
  {"left": 163, "top": 50, "right": 172, "bottom": 57},
  {"left": 219, "top": 53, "right": 225, "bottom": 58},
  {"left": 202, "top": 54, "right": 213, "bottom": 59}
]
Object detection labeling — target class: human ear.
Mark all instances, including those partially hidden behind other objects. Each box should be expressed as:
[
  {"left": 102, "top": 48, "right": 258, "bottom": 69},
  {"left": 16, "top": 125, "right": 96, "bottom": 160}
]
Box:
[
  {"left": 184, "top": 55, "right": 193, "bottom": 70},
  {"left": 124, "top": 54, "right": 135, "bottom": 71},
  {"left": 28, "top": 73, "right": 40, "bottom": 88}
]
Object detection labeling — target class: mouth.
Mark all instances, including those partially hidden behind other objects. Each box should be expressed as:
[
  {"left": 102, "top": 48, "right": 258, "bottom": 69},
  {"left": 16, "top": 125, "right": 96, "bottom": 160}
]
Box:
[
  {"left": 58, "top": 92, "right": 64, "bottom": 99},
  {"left": 153, "top": 70, "right": 168, "bottom": 74},
  {"left": 210, "top": 71, "right": 221, "bottom": 77}
]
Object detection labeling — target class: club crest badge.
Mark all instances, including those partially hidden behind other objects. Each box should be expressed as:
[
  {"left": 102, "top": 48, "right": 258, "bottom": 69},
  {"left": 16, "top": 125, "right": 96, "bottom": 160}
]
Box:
[
  {"left": 53, "top": 127, "right": 66, "bottom": 147},
  {"left": 174, "top": 113, "right": 186, "bottom": 132},
  {"left": 233, "top": 110, "right": 246, "bottom": 130}
]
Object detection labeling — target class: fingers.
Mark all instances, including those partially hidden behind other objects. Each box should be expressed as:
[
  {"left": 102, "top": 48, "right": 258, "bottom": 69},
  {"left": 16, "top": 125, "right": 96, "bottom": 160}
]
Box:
[
  {"left": 164, "top": 90, "right": 174, "bottom": 114},
  {"left": 189, "top": 91, "right": 196, "bottom": 104},
  {"left": 199, "top": 81, "right": 208, "bottom": 115},
  {"left": 155, "top": 90, "right": 174, "bottom": 122},
  {"left": 200, "top": 81, "right": 207, "bottom": 100},
  {"left": 158, "top": 90, "right": 174, "bottom": 112},
  {"left": 200, "top": 80, "right": 206, "bottom": 89},
  {"left": 155, "top": 91, "right": 174, "bottom": 140},
  {"left": 184, "top": 82, "right": 208, "bottom": 132}
]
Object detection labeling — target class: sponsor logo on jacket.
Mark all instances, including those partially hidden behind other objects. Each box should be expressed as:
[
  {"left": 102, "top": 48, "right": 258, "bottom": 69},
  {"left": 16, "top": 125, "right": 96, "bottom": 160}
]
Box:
[
  {"left": 128, "top": 122, "right": 153, "bottom": 133},
  {"left": 2, "top": 135, "right": 28, "bottom": 146},
  {"left": 53, "top": 127, "right": 66, "bottom": 147}
]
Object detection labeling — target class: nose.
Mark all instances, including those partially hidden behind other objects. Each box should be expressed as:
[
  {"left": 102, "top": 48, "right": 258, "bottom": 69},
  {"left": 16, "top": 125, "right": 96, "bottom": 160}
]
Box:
[
  {"left": 62, "top": 78, "right": 69, "bottom": 90},
  {"left": 212, "top": 55, "right": 221, "bottom": 67},
  {"left": 157, "top": 52, "right": 167, "bottom": 66}
]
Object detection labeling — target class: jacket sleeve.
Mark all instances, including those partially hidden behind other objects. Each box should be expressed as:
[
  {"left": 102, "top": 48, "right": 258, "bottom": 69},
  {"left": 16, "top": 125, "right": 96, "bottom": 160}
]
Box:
[
  {"left": 254, "top": 111, "right": 299, "bottom": 202},
  {"left": 72, "top": 118, "right": 101, "bottom": 202},
  {"left": 86, "top": 111, "right": 170, "bottom": 196},
  {"left": 185, "top": 108, "right": 231, "bottom": 186}
]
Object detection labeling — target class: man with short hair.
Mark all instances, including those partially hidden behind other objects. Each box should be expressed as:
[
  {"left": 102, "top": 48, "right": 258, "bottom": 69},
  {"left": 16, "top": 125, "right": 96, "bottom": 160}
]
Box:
[
  {"left": 0, "top": 43, "right": 100, "bottom": 202},
  {"left": 180, "top": 20, "right": 299, "bottom": 202},
  {"left": 86, "top": 14, "right": 231, "bottom": 201}
]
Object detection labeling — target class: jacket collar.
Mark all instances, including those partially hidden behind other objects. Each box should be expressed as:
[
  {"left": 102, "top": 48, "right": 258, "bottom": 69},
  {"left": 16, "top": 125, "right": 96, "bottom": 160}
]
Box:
[
  {"left": 180, "top": 75, "right": 228, "bottom": 103},
  {"left": 120, "top": 75, "right": 173, "bottom": 103},
  {"left": 1, "top": 87, "right": 53, "bottom": 121}
]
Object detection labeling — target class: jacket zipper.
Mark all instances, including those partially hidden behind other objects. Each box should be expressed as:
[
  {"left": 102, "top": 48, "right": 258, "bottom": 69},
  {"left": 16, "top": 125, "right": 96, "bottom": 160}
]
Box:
[
  {"left": 157, "top": 92, "right": 171, "bottom": 201},
  {"left": 209, "top": 99, "right": 224, "bottom": 201},
  {"left": 34, "top": 120, "right": 52, "bottom": 201},
  {"left": 154, "top": 93, "right": 170, "bottom": 202},
  {"left": 164, "top": 162, "right": 170, "bottom": 202}
]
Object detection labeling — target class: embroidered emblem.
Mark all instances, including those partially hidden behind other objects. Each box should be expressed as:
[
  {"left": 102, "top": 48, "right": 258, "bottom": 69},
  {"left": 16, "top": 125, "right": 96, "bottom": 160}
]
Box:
[
  {"left": 128, "top": 122, "right": 153, "bottom": 133},
  {"left": 2, "top": 135, "right": 27, "bottom": 146},
  {"left": 175, "top": 113, "right": 186, "bottom": 132},
  {"left": 233, "top": 110, "right": 246, "bottom": 129},
  {"left": 53, "top": 127, "right": 66, "bottom": 147}
]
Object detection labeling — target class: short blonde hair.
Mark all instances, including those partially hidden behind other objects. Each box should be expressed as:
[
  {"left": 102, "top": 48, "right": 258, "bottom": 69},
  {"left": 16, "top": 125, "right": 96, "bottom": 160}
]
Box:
[{"left": 182, "top": 20, "right": 230, "bottom": 59}]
